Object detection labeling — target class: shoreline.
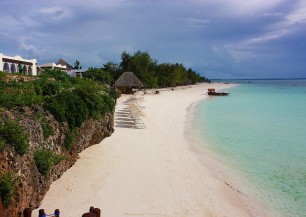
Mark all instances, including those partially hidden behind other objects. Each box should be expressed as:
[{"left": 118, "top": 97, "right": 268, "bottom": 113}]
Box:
[
  {"left": 184, "top": 88, "right": 274, "bottom": 217},
  {"left": 33, "top": 83, "right": 271, "bottom": 217}
]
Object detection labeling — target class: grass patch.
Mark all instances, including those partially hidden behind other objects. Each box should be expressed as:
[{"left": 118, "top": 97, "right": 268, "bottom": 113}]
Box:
[
  {"left": 64, "top": 130, "right": 77, "bottom": 151},
  {"left": 40, "top": 120, "right": 53, "bottom": 139},
  {"left": 34, "top": 149, "right": 67, "bottom": 175},
  {"left": 0, "top": 172, "right": 15, "bottom": 207},
  {"left": 0, "top": 120, "right": 29, "bottom": 155}
]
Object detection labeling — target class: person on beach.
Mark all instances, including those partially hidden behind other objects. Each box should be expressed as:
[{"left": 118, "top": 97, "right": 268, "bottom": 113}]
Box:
[{"left": 81, "top": 206, "right": 96, "bottom": 217}]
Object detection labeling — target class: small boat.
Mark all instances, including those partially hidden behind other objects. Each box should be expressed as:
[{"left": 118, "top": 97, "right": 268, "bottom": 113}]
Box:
[{"left": 207, "top": 88, "right": 229, "bottom": 96}]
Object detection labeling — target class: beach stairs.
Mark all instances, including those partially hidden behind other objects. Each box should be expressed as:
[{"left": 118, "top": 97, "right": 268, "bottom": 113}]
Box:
[{"left": 131, "top": 115, "right": 146, "bottom": 129}]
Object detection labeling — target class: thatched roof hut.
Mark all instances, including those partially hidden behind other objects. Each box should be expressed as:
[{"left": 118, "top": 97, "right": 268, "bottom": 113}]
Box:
[{"left": 115, "top": 72, "right": 144, "bottom": 94}]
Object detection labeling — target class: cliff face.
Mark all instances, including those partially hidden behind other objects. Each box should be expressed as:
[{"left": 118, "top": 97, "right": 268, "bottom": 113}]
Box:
[{"left": 0, "top": 106, "right": 114, "bottom": 217}]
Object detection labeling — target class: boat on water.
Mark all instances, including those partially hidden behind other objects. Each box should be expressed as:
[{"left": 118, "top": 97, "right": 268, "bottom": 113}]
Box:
[{"left": 207, "top": 88, "right": 230, "bottom": 96}]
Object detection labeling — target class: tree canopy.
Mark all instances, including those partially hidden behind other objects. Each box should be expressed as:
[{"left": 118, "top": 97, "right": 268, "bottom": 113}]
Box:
[{"left": 104, "top": 50, "right": 210, "bottom": 88}]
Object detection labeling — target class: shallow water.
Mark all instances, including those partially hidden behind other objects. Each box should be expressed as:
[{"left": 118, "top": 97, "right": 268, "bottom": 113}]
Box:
[{"left": 194, "top": 80, "right": 306, "bottom": 217}]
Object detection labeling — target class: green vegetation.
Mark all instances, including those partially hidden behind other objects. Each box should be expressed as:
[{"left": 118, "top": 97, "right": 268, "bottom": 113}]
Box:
[
  {"left": 73, "top": 60, "right": 82, "bottom": 70},
  {"left": 0, "top": 137, "right": 5, "bottom": 150},
  {"left": 67, "top": 51, "right": 210, "bottom": 88},
  {"left": 34, "top": 149, "right": 66, "bottom": 175},
  {"left": 0, "top": 79, "right": 43, "bottom": 109},
  {"left": 98, "top": 50, "right": 210, "bottom": 88},
  {"left": 0, "top": 51, "right": 208, "bottom": 156},
  {"left": 41, "top": 120, "right": 53, "bottom": 139},
  {"left": 0, "top": 69, "right": 115, "bottom": 126},
  {"left": 0, "top": 172, "right": 16, "bottom": 207},
  {"left": 0, "top": 120, "right": 29, "bottom": 155},
  {"left": 44, "top": 80, "right": 115, "bottom": 129},
  {"left": 82, "top": 68, "right": 113, "bottom": 84},
  {"left": 64, "top": 130, "right": 75, "bottom": 151},
  {"left": 45, "top": 90, "right": 89, "bottom": 128}
]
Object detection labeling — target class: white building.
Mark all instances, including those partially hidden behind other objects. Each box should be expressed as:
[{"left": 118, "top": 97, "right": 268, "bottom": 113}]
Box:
[
  {"left": 0, "top": 53, "right": 37, "bottom": 75},
  {"left": 67, "top": 69, "right": 87, "bottom": 78},
  {"left": 37, "top": 62, "right": 67, "bottom": 72}
]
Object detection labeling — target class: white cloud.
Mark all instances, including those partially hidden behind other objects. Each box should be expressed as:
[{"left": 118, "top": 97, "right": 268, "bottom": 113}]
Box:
[
  {"left": 18, "top": 37, "right": 39, "bottom": 54},
  {"left": 285, "top": 1, "right": 306, "bottom": 24},
  {"left": 190, "top": 0, "right": 285, "bottom": 16},
  {"left": 262, "top": 12, "right": 284, "bottom": 17},
  {"left": 38, "top": 6, "right": 73, "bottom": 22},
  {"left": 244, "top": 30, "right": 289, "bottom": 45}
]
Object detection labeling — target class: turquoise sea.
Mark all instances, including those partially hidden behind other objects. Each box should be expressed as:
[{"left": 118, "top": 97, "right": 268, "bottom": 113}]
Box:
[{"left": 194, "top": 79, "right": 306, "bottom": 217}]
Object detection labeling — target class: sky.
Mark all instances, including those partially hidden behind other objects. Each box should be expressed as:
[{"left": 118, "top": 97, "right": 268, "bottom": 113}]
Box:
[{"left": 0, "top": 0, "right": 306, "bottom": 79}]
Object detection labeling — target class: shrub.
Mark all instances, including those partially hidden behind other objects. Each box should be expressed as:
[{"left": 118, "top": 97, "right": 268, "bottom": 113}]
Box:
[
  {"left": 0, "top": 137, "right": 5, "bottom": 150},
  {"left": 0, "top": 172, "right": 15, "bottom": 207},
  {"left": 34, "top": 149, "right": 66, "bottom": 175},
  {"left": 82, "top": 68, "right": 113, "bottom": 84},
  {"left": 74, "top": 81, "right": 108, "bottom": 119},
  {"left": 34, "top": 79, "right": 62, "bottom": 96},
  {"left": 41, "top": 121, "right": 53, "bottom": 139},
  {"left": 110, "top": 88, "right": 121, "bottom": 99},
  {"left": 0, "top": 120, "right": 29, "bottom": 155},
  {"left": 44, "top": 90, "right": 89, "bottom": 128},
  {"left": 40, "top": 69, "right": 71, "bottom": 82},
  {"left": 0, "top": 72, "right": 6, "bottom": 81},
  {"left": 53, "top": 154, "right": 67, "bottom": 165},
  {"left": 0, "top": 81, "right": 43, "bottom": 109},
  {"left": 64, "top": 130, "right": 77, "bottom": 151},
  {"left": 34, "top": 150, "right": 54, "bottom": 175}
]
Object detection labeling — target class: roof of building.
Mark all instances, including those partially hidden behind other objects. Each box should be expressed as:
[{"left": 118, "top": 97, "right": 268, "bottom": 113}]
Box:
[
  {"left": 57, "top": 58, "right": 73, "bottom": 70},
  {"left": 37, "top": 63, "right": 67, "bottom": 69},
  {"left": 115, "top": 72, "right": 144, "bottom": 87}
]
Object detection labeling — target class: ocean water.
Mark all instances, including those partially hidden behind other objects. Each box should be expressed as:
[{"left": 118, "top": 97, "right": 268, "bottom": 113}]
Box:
[{"left": 194, "top": 80, "right": 306, "bottom": 217}]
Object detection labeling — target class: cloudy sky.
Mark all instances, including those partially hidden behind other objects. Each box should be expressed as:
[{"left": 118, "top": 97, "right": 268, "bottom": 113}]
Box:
[{"left": 1, "top": 0, "right": 305, "bottom": 79}]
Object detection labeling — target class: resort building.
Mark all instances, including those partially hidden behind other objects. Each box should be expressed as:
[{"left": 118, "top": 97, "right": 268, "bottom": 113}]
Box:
[
  {"left": 37, "top": 62, "right": 67, "bottom": 72},
  {"left": 67, "top": 69, "right": 87, "bottom": 78},
  {"left": 0, "top": 53, "right": 37, "bottom": 75}
]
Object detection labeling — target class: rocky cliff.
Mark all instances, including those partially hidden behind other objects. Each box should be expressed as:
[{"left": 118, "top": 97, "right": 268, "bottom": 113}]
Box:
[{"left": 0, "top": 105, "right": 114, "bottom": 217}]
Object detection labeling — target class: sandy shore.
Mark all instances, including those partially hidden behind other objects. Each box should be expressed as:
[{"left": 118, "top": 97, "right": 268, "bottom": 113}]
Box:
[{"left": 33, "top": 83, "right": 265, "bottom": 217}]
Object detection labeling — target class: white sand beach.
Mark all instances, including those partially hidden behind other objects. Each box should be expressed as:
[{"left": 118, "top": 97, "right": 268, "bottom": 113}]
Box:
[{"left": 33, "top": 83, "right": 267, "bottom": 217}]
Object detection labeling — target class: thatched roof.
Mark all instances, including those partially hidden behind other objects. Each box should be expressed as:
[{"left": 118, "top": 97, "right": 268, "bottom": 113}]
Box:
[
  {"left": 57, "top": 58, "right": 73, "bottom": 71},
  {"left": 115, "top": 72, "right": 144, "bottom": 87}
]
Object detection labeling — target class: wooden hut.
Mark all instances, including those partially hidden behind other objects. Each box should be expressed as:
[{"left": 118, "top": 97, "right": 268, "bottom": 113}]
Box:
[{"left": 115, "top": 72, "right": 144, "bottom": 94}]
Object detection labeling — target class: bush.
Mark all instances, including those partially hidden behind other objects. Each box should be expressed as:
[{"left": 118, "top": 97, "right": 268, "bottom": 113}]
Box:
[
  {"left": 44, "top": 90, "right": 89, "bottom": 128},
  {"left": 64, "top": 130, "right": 77, "bottom": 151},
  {"left": 34, "top": 150, "right": 54, "bottom": 175},
  {"left": 82, "top": 68, "right": 113, "bottom": 84},
  {"left": 53, "top": 154, "right": 67, "bottom": 165},
  {"left": 34, "top": 78, "right": 62, "bottom": 96},
  {"left": 40, "top": 69, "right": 71, "bottom": 82},
  {"left": 0, "top": 81, "right": 43, "bottom": 109},
  {"left": 0, "top": 172, "right": 15, "bottom": 207},
  {"left": 0, "top": 137, "right": 5, "bottom": 150},
  {"left": 0, "top": 120, "right": 29, "bottom": 155},
  {"left": 34, "top": 149, "right": 66, "bottom": 175},
  {"left": 0, "top": 72, "right": 6, "bottom": 81},
  {"left": 74, "top": 81, "right": 112, "bottom": 119},
  {"left": 41, "top": 121, "right": 53, "bottom": 139}
]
